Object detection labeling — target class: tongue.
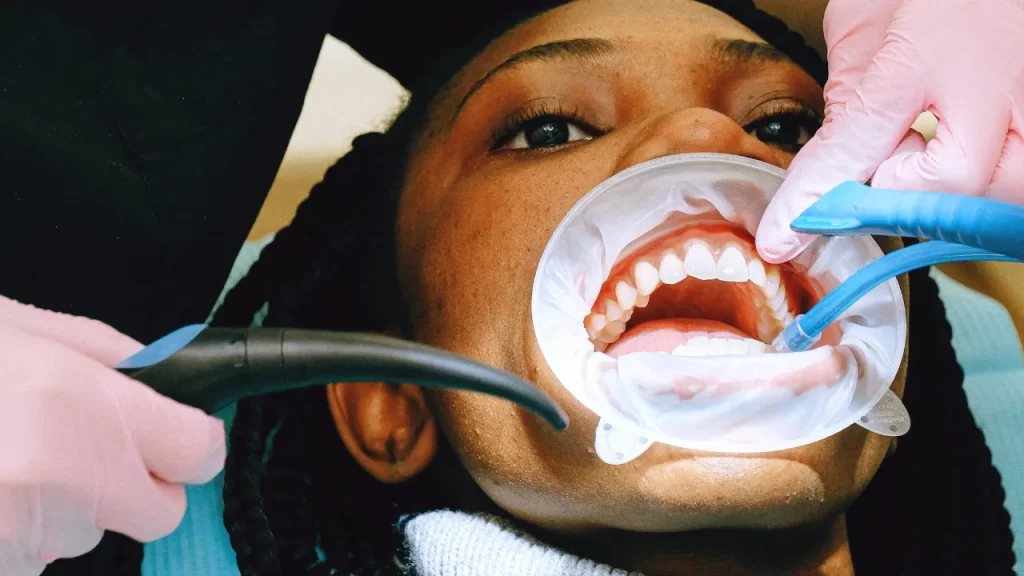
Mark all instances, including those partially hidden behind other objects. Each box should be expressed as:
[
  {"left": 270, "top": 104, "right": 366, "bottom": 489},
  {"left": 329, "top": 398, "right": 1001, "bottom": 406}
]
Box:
[{"left": 605, "top": 319, "right": 753, "bottom": 358}]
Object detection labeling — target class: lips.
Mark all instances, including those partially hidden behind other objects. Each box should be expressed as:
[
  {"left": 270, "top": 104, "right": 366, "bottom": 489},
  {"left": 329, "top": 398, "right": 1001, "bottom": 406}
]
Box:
[{"left": 531, "top": 154, "right": 906, "bottom": 455}]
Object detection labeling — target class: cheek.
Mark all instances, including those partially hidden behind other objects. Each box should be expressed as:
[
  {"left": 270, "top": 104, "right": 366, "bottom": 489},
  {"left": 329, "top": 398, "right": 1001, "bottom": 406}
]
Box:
[
  {"left": 421, "top": 310, "right": 646, "bottom": 530},
  {"left": 400, "top": 150, "right": 612, "bottom": 358},
  {"left": 424, "top": 384, "right": 625, "bottom": 531}
]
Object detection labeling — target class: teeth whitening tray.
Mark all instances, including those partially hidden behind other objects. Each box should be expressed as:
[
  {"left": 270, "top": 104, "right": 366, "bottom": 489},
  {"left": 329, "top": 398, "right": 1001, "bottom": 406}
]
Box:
[{"left": 531, "top": 153, "right": 1023, "bottom": 463}]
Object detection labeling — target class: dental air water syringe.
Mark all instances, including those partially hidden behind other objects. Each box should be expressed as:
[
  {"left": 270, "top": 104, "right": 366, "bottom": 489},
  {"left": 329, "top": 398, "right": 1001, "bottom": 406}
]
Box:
[
  {"left": 116, "top": 325, "right": 568, "bottom": 429},
  {"left": 775, "top": 181, "right": 1024, "bottom": 353}
]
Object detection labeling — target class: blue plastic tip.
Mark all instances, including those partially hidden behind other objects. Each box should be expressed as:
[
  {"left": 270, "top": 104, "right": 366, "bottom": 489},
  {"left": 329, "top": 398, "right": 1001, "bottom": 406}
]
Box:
[
  {"left": 776, "top": 241, "right": 1020, "bottom": 351},
  {"left": 790, "top": 215, "right": 864, "bottom": 234},
  {"left": 117, "top": 324, "right": 209, "bottom": 369},
  {"left": 774, "top": 315, "right": 820, "bottom": 353},
  {"left": 789, "top": 181, "right": 872, "bottom": 235}
]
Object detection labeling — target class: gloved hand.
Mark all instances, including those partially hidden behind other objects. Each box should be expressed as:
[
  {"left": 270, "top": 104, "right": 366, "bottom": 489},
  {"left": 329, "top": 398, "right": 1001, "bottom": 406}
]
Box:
[
  {"left": 0, "top": 296, "right": 226, "bottom": 575},
  {"left": 757, "top": 0, "right": 1024, "bottom": 263}
]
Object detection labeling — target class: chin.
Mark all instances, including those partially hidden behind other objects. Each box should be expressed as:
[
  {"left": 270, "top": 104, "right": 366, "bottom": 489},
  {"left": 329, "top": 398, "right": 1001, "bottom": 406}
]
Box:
[
  {"left": 609, "top": 431, "right": 874, "bottom": 531},
  {"left": 638, "top": 457, "right": 822, "bottom": 527}
]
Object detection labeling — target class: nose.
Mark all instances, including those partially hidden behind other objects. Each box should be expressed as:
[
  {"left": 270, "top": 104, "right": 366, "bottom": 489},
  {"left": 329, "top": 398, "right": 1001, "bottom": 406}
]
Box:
[{"left": 614, "top": 107, "right": 782, "bottom": 174}]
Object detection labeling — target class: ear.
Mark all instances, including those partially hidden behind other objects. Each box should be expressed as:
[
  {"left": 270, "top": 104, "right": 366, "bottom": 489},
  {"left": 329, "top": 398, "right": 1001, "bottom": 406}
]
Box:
[{"left": 327, "top": 380, "right": 437, "bottom": 483}]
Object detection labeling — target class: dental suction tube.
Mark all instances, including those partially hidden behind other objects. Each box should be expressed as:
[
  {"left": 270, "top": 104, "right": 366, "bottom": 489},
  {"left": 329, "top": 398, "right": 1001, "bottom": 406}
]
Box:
[
  {"left": 117, "top": 326, "right": 568, "bottom": 430},
  {"left": 774, "top": 240, "right": 1022, "bottom": 353}
]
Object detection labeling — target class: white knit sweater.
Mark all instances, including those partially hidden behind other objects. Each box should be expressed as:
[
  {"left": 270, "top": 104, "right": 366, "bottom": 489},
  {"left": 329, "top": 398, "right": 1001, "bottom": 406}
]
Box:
[{"left": 403, "top": 511, "right": 644, "bottom": 576}]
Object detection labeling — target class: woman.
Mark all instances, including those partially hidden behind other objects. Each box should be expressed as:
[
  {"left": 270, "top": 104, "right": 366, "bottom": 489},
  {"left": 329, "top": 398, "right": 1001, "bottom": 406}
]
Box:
[{"left": 212, "top": 0, "right": 1013, "bottom": 574}]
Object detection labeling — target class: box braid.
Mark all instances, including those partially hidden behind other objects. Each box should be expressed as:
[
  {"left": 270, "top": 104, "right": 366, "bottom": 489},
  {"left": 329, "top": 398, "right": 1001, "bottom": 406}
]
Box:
[
  {"left": 105, "top": 2, "right": 1013, "bottom": 575},
  {"left": 845, "top": 260, "right": 1016, "bottom": 575},
  {"left": 213, "top": 129, "right": 415, "bottom": 576}
]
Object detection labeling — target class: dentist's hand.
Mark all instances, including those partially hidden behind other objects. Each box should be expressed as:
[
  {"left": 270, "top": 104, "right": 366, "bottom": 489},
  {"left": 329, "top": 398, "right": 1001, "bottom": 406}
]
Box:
[
  {"left": 757, "top": 0, "right": 1024, "bottom": 263},
  {"left": 0, "top": 296, "right": 226, "bottom": 576}
]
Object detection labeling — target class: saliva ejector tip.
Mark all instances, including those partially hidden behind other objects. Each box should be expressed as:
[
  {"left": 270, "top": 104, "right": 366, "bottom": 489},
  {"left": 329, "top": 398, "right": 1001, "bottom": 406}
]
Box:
[
  {"left": 775, "top": 241, "right": 1022, "bottom": 354},
  {"left": 772, "top": 315, "right": 820, "bottom": 353}
]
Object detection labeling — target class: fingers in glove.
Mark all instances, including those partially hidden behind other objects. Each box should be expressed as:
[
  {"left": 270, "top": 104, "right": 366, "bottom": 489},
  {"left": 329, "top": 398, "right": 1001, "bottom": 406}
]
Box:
[
  {"left": 987, "top": 128, "right": 1024, "bottom": 203},
  {"left": 0, "top": 330, "right": 224, "bottom": 543},
  {"left": 866, "top": 96, "right": 1011, "bottom": 197},
  {"left": 756, "top": 50, "right": 926, "bottom": 262},
  {"left": 871, "top": 129, "right": 928, "bottom": 188},
  {"left": 0, "top": 296, "right": 141, "bottom": 367}
]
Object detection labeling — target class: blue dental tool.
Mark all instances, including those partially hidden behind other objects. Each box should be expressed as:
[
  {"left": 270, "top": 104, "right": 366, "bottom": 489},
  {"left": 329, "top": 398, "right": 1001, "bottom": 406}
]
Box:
[
  {"left": 116, "top": 324, "right": 568, "bottom": 430},
  {"left": 774, "top": 181, "right": 1024, "bottom": 353},
  {"left": 790, "top": 181, "right": 1024, "bottom": 259}
]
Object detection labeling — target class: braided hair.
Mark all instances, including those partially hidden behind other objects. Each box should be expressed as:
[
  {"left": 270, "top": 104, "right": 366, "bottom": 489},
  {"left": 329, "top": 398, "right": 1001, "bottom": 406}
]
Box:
[{"left": 117, "top": 1, "right": 1016, "bottom": 575}]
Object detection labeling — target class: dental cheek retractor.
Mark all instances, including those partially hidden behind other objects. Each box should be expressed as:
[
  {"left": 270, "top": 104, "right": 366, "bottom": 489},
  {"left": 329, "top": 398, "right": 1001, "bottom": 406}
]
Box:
[{"left": 531, "top": 153, "right": 909, "bottom": 464}]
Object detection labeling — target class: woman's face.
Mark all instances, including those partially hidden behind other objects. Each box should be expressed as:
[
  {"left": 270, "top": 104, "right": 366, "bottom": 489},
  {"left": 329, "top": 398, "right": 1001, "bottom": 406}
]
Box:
[{"left": 395, "top": 0, "right": 908, "bottom": 534}]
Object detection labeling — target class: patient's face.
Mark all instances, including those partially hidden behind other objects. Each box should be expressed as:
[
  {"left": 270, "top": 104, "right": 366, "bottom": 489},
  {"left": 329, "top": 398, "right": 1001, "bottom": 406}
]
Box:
[{"left": 395, "top": 0, "right": 908, "bottom": 534}]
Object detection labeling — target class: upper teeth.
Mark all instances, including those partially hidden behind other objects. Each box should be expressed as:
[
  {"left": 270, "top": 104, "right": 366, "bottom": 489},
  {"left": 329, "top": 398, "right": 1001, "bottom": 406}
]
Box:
[
  {"left": 634, "top": 261, "right": 660, "bottom": 295},
  {"left": 747, "top": 258, "right": 767, "bottom": 287},
  {"left": 764, "top": 266, "right": 781, "bottom": 298},
  {"left": 586, "top": 237, "right": 794, "bottom": 348},
  {"left": 682, "top": 241, "right": 716, "bottom": 280},
  {"left": 657, "top": 252, "right": 686, "bottom": 284},
  {"left": 615, "top": 281, "right": 638, "bottom": 310},
  {"left": 716, "top": 245, "right": 748, "bottom": 282},
  {"left": 605, "top": 299, "right": 623, "bottom": 322}
]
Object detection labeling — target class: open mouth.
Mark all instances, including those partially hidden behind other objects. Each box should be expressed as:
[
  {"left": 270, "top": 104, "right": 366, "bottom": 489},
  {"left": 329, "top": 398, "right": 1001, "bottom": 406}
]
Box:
[
  {"left": 531, "top": 153, "right": 907, "bottom": 456},
  {"left": 585, "top": 224, "right": 813, "bottom": 357}
]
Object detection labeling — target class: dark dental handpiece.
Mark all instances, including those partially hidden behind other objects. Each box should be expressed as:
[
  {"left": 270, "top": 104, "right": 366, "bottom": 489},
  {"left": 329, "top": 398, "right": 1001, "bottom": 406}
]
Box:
[{"left": 116, "top": 325, "right": 568, "bottom": 430}]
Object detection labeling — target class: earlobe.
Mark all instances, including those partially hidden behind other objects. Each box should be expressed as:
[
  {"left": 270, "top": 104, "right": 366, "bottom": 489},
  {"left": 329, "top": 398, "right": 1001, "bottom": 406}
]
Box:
[{"left": 327, "top": 381, "right": 438, "bottom": 484}]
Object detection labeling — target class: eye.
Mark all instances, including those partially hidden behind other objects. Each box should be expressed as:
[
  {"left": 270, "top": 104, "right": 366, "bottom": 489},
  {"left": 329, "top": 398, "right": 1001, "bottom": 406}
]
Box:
[
  {"left": 498, "top": 115, "right": 594, "bottom": 151},
  {"left": 745, "top": 112, "right": 819, "bottom": 153}
]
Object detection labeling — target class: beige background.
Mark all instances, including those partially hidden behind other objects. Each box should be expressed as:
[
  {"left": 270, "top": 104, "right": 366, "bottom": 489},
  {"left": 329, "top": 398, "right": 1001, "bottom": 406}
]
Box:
[
  {"left": 247, "top": 36, "right": 409, "bottom": 240},
  {"left": 248, "top": 37, "right": 1024, "bottom": 340}
]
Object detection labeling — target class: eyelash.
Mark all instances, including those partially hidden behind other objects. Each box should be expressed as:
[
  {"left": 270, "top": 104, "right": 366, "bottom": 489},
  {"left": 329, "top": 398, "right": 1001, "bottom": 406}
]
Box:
[
  {"left": 490, "top": 102, "right": 603, "bottom": 151},
  {"left": 489, "top": 100, "right": 822, "bottom": 152},
  {"left": 742, "top": 101, "right": 822, "bottom": 137}
]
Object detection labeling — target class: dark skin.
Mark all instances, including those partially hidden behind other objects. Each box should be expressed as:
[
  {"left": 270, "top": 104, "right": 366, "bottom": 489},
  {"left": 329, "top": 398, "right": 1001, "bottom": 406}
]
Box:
[{"left": 327, "top": 1, "right": 911, "bottom": 574}]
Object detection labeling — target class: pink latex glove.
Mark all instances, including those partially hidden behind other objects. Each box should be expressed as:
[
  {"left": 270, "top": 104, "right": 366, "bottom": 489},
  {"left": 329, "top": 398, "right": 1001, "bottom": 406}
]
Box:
[
  {"left": 0, "top": 296, "right": 226, "bottom": 575},
  {"left": 757, "top": 0, "right": 1024, "bottom": 263}
]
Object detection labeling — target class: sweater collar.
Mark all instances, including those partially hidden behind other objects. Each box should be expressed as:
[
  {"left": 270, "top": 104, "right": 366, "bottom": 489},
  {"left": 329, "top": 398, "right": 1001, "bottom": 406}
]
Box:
[{"left": 401, "top": 510, "right": 644, "bottom": 576}]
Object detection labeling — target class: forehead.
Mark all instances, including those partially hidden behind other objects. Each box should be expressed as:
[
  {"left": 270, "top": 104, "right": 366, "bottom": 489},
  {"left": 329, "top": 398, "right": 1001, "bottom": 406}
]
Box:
[
  {"left": 430, "top": 0, "right": 768, "bottom": 128},
  {"left": 466, "top": 1, "right": 760, "bottom": 83}
]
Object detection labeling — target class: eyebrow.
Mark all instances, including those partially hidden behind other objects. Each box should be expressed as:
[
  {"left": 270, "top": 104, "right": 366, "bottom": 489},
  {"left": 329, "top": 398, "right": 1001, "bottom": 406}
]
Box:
[
  {"left": 455, "top": 38, "right": 616, "bottom": 115},
  {"left": 453, "top": 37, "right": 792, "bottom": 118},
  {"left": 710, "top": 38, "right": 791, "bottom": 67}
]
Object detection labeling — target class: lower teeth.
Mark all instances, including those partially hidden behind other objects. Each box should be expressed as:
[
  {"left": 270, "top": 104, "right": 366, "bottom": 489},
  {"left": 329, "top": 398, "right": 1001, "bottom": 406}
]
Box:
[{"left": 671, "top": 336, "right": 768, "bottom": 357}]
